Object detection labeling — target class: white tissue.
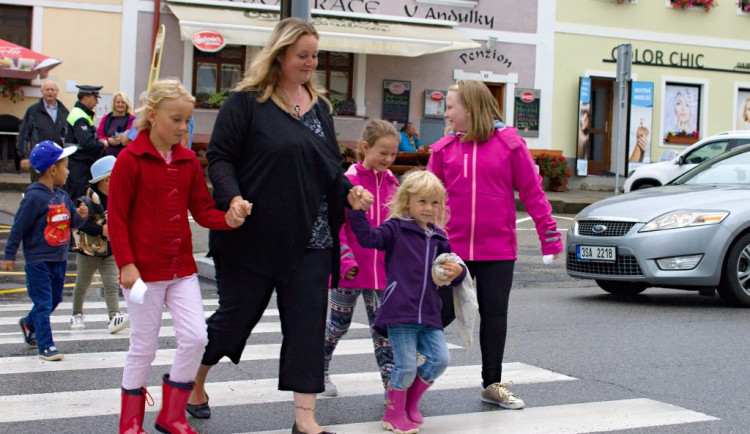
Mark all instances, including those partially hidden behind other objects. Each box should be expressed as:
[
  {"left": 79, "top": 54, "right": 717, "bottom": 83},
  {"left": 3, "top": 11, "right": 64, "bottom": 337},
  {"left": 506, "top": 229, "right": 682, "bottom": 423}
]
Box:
[
  {"left": 129, "top": 278, "right": 148, "bottom": 304},
  {"left": 542, "top": 254, "right": 554, "bottom": 265}
]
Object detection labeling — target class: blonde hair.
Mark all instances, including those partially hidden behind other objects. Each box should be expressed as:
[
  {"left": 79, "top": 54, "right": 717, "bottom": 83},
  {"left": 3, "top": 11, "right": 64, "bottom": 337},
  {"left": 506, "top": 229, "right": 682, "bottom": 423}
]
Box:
[
  {"left": 112, "top": 91, "right": 133, "bottom": 115},
  {"left": 134, "top": 78, "right": 195, "bottom": 131},
  {"left": 387, "top": 169, "right": 449, "bottom": 228},
  {"left": 357, "top": 119, "right": 400, "bottom": 161},
  {"left": 446, "top": 80, "right": 503, "bottom": 143},
  {"left": 234, "top": 17, "right": 330, "bottom": 114}
]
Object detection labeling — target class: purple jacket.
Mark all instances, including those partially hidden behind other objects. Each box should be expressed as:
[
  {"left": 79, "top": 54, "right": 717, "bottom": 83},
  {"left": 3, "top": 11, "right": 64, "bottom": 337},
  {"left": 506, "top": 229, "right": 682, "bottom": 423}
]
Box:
[
  {"left": 428, "top": 126, "right": 563, "bottom": 261},
  {"left": 339, "top": 162, "right": 399, "bottom": 289},
  {"left": 347, "top": 209, "right": 466, "bottom": 336}
]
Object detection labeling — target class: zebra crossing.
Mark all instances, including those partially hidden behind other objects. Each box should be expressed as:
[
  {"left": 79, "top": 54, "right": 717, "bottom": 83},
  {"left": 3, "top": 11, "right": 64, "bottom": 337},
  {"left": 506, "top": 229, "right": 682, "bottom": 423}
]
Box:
[{"left": 0, "top": 296, "right": 719, "bottom": 433}]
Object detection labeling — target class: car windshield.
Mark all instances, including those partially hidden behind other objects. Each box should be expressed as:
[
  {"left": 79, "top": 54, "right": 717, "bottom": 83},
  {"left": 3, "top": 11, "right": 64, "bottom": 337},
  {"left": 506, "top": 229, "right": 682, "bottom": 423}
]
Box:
[{"left": 672, "top": 146, "right": 750, "bottom": 186}]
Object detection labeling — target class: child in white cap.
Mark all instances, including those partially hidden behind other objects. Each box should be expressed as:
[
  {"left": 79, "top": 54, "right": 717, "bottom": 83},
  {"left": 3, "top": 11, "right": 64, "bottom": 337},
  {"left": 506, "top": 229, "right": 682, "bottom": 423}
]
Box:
[
  {"left": 70, "top": 155, "right": 130, "bottom": 333},
  {"left": 2, "top": 140, "right": 89, "bottom": 361}
]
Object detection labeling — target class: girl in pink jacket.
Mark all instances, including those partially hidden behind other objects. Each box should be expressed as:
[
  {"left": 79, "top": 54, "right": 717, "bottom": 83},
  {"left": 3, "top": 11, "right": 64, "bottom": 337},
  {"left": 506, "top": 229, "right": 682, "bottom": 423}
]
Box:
[
  {"left": 322, "top": 119, "right": 399, "bottom": 397},
  {"left": 428, "top": 79, "right": 563, "bottom": 410}
]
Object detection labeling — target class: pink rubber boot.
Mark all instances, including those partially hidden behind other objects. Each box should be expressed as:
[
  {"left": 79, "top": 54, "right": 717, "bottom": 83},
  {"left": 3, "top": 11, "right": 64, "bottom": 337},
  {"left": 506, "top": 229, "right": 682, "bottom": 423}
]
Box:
[
  {"left": 405, "top": 376, "right": 431, "bottom": 424},
  {"left": 382, "top": 386, "right": 420, "bottom": 434}
]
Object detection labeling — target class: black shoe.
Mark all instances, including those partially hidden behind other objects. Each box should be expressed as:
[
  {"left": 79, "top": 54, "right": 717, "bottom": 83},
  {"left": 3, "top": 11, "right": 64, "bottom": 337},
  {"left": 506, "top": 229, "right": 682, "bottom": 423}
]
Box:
[
  {"left": 292, "top": 422, "right": 335, "bottom": 434},
  {"left": 19, "top": 317, "right": 36, "bottom": 348},
  {"left": 186, "top": 400, "right": 211, "bottom": 419}
]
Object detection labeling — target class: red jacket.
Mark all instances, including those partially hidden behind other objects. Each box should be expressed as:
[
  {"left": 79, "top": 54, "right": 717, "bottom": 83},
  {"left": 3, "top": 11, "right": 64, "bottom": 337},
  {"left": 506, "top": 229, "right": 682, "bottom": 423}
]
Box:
[{"left": 108, "top": 130, "right": 231, "bottom": 282}]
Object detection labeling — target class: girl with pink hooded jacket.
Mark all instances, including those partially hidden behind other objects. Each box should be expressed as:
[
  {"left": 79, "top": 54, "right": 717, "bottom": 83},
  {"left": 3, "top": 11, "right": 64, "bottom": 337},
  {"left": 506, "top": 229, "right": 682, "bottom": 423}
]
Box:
[
  {"left": 322, "top": 119, "right": 399, "bottom": 397},
  {"left": 428, "top": 79, "right": 563, "bottom": 410}
]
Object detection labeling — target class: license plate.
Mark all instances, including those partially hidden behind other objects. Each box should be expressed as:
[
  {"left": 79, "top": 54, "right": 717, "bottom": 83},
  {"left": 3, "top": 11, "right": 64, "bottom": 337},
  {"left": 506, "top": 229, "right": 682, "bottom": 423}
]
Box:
[{"left": 576, "top": 245, "right": 616, "bottom": 262}]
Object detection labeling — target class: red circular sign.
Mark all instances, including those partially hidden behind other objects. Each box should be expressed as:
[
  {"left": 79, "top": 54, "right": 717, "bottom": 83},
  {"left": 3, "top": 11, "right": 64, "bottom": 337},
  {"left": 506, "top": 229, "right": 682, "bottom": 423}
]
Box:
[
  {"left": 520, "top": 91, "right": 535, "bottom": 103},
  {"left": 192, "top": 31, "right": 225, "bottom": 53},
  {"left": 430, "top": 91, "right": 444, "bottom": 101}
]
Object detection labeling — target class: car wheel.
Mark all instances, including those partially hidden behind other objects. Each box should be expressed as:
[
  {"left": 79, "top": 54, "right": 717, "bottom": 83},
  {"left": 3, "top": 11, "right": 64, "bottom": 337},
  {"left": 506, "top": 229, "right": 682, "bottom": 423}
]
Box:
[
  {"left": 718, "top": 233, "right": 750, "bottom": 307},
  {"left": 634, "top": 182, "right": 658, "bottom": 190},
  {"left": 595, "top": 280, "right": 648, "bottom": 296}
]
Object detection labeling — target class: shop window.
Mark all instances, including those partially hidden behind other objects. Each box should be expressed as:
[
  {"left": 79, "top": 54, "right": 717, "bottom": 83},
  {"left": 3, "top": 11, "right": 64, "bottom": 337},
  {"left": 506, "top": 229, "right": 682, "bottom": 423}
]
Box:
[
  {"left": 663, "top": 83, "right": 701, "bottom": 145},
  {"left": 315, "top": 51, "right": 355, "bottom": 116},
  {"left": 192, "top": 45, "right": 245, "bottom": 109},
  {"left": 0, "top": 5, "right": 32, "bottom": 48}
]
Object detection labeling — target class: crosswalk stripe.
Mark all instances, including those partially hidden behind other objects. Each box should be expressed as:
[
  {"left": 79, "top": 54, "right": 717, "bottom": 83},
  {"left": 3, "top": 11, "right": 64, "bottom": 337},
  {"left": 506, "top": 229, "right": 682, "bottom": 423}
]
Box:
[
  {"left": 248, "top": 398, "right": 717, "bottom": 434},
  {"left": 0, "top": 363, "right": 574, "bottom": 423},
  {"left": 0, "top": 299, "right": 227, "bottom": 313},
  {"left": 0, "top": 321, "right": 369, "bottom": 345},
  {"left": 0, "top": 339, "right": 461, "bottom": 374},
  {"left": 0, "top": 308, "right": 279, "bottom": 326}
]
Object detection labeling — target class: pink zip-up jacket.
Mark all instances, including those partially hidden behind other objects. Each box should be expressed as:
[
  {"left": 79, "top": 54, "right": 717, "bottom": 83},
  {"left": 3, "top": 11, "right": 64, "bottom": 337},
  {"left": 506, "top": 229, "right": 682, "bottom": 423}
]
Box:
[
  {"left": 427, "top": 126, "right": 563, "bottom": 261},
  {"left": 338, "top": 162, "right": 399, "bottom": 290}
]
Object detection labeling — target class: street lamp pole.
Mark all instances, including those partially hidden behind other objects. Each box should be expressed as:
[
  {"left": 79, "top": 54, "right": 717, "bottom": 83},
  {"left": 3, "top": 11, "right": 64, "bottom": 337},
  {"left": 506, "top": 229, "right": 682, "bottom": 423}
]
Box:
[{"left": 280, "top": 0, "right": 311, "bottom": 20}]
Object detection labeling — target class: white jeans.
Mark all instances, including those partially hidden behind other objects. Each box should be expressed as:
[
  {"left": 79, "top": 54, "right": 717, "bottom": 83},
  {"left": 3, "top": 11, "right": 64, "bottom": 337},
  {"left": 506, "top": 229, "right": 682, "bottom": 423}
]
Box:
[{"left": 121, "top": 274, "right": 207, "bottom": 389}]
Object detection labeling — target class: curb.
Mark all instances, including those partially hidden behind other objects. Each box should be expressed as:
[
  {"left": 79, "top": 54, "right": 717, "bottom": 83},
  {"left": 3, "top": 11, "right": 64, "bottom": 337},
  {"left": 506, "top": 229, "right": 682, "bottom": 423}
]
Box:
[{"left": 516, "top": 198, "right": 589, "bottom": 215}]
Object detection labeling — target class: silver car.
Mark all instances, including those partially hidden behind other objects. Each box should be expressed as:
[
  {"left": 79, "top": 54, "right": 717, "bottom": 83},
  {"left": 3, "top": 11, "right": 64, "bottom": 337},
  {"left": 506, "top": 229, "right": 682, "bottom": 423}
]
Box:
[{"left": 566, "top": 145, "right": 750, "bottom": 307}]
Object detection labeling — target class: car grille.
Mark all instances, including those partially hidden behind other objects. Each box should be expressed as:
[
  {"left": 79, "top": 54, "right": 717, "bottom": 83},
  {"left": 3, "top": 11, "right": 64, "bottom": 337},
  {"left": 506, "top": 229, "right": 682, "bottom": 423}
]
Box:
[
  {"left": 577, "top": 221, "right": 636, "bottom": 237},
  {"left": 566, "top": 251, "right": 644, "bottom": 276}
]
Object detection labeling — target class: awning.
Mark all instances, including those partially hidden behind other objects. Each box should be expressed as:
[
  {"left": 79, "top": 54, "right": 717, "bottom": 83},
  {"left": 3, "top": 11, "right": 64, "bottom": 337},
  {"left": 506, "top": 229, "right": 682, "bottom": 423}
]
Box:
[
  {"left": 167, "top": 4, "right": 480, "bottom": 57},
  {"left": 0, "top": 38, "right": 62, "bottom": 80}
]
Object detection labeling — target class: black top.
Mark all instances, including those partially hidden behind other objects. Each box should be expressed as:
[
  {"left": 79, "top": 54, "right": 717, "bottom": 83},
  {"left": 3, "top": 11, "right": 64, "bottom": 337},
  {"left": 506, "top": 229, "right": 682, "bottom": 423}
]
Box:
[
  {"left": 18, "top": 98, "right": 70, "bottom": 159},
  {"left": 206, "top": 91, "right": 351, "bottom": 287}
]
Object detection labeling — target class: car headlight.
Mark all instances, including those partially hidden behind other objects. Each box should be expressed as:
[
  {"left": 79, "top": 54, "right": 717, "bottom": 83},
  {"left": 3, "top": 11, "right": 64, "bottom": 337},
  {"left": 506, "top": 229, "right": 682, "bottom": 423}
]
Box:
[{"left": 639, "top": 210, "right": 729, "bottom": 232}]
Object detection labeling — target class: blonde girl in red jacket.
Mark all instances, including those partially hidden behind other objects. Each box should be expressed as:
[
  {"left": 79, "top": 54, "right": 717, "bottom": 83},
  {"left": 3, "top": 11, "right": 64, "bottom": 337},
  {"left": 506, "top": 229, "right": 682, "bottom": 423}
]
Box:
[
  {"left": 108, "top": 78, "right": 252, "bottom": 434},
  {"left": 322, "top": 119, "right": 400, "bottom": 398},
  {"left": 428, "top": 79, "right": 562, "bottom": 410}
]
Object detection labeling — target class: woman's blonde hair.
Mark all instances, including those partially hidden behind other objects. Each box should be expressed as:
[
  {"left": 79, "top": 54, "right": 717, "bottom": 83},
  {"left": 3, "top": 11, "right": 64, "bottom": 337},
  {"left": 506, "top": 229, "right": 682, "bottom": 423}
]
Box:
[
  {"left": 446, "top": 79, "right": 503, "bottom": 143},
  {"left": 357, "top": 119, "right": 400, "bottom": 161},
  {"left": 234, "top": 17, "right": 331, "bottom": 114},
  {"left": 112, "top": 91, "right": 133, "bottom": 115},
  {"left": 134, "top": 78, "right": 195, "bottom": 131},
  {"left": 387, "top": 169, "right": 449, "bottom": 228}
]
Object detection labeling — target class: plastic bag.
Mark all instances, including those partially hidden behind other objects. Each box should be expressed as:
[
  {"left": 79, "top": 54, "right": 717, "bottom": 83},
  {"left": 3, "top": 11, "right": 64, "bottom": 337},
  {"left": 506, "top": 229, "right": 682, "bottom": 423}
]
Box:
[{"left": 432, "top": 253, "right": 478, "bottom": 348}]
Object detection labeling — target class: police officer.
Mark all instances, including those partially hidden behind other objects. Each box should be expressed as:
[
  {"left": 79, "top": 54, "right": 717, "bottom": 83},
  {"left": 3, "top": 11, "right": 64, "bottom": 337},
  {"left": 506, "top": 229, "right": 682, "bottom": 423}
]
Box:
[{"left": 65, "top": 84, "right": 104, "bottom": 201}]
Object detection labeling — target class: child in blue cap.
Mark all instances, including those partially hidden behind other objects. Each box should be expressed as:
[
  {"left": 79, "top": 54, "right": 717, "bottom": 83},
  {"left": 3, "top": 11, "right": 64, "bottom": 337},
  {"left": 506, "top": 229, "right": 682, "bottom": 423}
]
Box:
[
  {"left": 70, "top": 155, "right": 130, "bottom": 334},
  {"left": 2, "top": 140, "right": 89, "bottom": 361}
]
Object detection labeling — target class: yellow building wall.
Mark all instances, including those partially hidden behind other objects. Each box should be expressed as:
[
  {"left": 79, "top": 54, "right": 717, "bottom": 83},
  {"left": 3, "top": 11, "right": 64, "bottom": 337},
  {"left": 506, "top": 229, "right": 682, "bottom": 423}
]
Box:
[{"left": 553, "top": 2, "right": 749, "bottom": 163}]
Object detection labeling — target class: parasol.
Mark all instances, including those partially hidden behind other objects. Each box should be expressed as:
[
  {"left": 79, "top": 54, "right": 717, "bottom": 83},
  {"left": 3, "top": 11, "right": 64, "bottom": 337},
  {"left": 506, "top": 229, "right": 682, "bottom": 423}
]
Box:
[{"left": 0, "top": 38, "right": 62, "bottom": 80}]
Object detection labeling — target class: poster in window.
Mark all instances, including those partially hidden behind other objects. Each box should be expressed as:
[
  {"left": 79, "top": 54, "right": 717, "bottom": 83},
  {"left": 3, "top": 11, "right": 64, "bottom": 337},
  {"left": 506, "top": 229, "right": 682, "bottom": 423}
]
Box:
[
  {"left": 626, "top": 82, "right": 653, "bottom": 172},
  {"left": 513, "top": 88, "right": 540, "bottom": 138},
  {"left": 662, "top": 83, "right": 700, "bottom": 145},
  {"left": 382, "top": 80, "right": 410, "bottom": 125},
  {"left": 576, "top": 77, "right": 591, "bottom": 176},
  {"left": 736, "top": 89, "right": 750, "bottom": 130}
]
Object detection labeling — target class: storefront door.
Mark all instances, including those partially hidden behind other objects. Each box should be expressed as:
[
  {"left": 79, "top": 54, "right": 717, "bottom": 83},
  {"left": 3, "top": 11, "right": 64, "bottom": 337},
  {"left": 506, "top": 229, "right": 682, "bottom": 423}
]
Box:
[
  {"left": 486, "top": 83, "right": 505, "bottom": 120},
  {"left": 587, "top": 78, "right": 613, "bottom": 174}
]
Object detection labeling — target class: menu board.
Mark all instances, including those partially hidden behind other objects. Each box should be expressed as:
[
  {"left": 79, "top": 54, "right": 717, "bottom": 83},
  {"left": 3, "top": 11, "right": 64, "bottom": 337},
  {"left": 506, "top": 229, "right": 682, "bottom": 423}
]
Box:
[
  {"left": 382, "top": 80, "right": 411, "bottom": 125},
  {"left": 424, "top": 89, "right": 447, "bottom": 118},
  {"left": 513, "top": 88, "right": 540, "bottom": 138}
]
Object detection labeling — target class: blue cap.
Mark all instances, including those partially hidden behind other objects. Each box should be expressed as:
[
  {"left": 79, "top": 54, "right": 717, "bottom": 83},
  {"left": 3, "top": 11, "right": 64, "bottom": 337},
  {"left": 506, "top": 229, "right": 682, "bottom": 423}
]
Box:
[
  {"left": 29, "top": 141, "right": 77, "bottom": 174},
  {"left": 89, "top": 155, "right": 116, "bottom": 184}
]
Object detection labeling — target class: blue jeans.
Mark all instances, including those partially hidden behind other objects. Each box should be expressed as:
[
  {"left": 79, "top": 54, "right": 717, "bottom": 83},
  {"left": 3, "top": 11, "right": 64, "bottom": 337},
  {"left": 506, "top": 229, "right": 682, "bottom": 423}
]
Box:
[
  {"left": 387, "top": 324, "right": 450, "bottom": 390},
  {"left": 24, "top": 261, "right": 66, "bottom": 350}
]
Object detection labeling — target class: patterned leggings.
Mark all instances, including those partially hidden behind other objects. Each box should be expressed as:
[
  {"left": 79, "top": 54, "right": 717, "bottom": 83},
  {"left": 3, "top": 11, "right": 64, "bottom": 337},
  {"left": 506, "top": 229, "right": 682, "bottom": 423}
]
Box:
[{"left": 324, "top": 287, "right": 393, "bottom": 386}]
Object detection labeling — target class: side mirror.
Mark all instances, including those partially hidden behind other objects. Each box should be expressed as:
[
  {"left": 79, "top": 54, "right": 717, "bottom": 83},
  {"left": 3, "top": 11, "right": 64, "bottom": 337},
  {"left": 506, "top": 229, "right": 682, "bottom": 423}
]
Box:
[{"left": 676, "top": 155, "right": 685, "bottom": 165}]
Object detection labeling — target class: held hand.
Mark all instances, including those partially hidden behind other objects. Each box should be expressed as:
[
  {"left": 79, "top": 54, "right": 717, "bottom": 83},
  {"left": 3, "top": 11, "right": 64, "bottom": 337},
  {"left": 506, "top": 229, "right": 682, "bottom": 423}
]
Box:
[
  {"left": 226, "top": 198, "right": 253, "bottom": 228},
  {"left": 345, "top": 266, "right": 359, "bottom": 280},
  {"left": 2, "top": 260, "right": 14, "bottom": 271},
  {"left": 542, "top": 254, "right": 560, "bottom": 265},
  {"left": 360, "top": 190, "right": 374, "bottom": 211},
  {"left": 120, "top": 263, "right": 141, "bottom": 290},
  {"left": 102, "top": 224, "right": 108, "bottom": 238},
  {"left": 20, "top": 159, "right": 30, "bottom": 171},
  {"left": 100, "top": 139, "right": 109, "bottom": 149},
  {"left": 347, "top": 186, "right": 365, "bottom": 210},
  {"left": 441, "top": 261, "right": 462, "bottom": 282},
  {"left": 76, "top": 202, "right": 89, "bottom": 219}
]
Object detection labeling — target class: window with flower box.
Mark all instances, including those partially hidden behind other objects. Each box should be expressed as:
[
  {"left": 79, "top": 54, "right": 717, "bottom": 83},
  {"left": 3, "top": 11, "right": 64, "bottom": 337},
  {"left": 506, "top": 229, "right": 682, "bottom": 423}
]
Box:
[
  {"left": 192, "top": 45, "right": 246, "bottom": 109},
  {"left": 739, "top": 0, "right": 750, "bottom": 14},
  {"left": 0, "top": 5, "right": 32, "bottom": 48},
  {"left": 667, "top": 0, "right": 717, "bottom": 12},
  {"left": 314, "top": 51, "right": 355, "bottom": 116}
]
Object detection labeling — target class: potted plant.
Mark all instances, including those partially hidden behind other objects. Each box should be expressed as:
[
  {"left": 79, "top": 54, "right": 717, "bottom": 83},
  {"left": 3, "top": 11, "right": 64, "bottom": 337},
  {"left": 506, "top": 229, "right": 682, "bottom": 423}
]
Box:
[
  {"left": 537, "top": 153, "right": 572, "bottom": 192},
  {"left": 740, "top": 0, "right": 750, "bottom": 12},
  {"left": 0, "top": 78, "right": 25, "bottom": 103},
  {"left": 670, "top": 0, "right": 716, "bottom": 12},
  {"left": 665, "top": 130, "right": 699, "bottom": 144}
]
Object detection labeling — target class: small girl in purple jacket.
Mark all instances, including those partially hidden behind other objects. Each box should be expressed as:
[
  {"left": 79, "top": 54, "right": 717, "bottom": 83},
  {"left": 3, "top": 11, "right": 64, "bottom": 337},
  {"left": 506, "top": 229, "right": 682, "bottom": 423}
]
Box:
[
  {"left": 348, "top": 170, "right": 466, "bottom": 434},
  {"left": 323, "top": 120, "right": 399, "bottom": 398}
]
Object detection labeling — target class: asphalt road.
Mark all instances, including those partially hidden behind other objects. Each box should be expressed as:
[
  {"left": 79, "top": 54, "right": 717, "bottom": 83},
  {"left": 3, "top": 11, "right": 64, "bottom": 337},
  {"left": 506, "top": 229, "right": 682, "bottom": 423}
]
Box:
[{"left": 0, "top": 211, "right": 748, "bottom": 432}]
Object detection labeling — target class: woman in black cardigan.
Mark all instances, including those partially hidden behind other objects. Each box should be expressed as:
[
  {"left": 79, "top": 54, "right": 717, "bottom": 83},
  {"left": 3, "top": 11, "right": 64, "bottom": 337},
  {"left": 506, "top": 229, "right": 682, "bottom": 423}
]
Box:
[{"left": 189, "top": 18, "right": 370, "bottom": 434}]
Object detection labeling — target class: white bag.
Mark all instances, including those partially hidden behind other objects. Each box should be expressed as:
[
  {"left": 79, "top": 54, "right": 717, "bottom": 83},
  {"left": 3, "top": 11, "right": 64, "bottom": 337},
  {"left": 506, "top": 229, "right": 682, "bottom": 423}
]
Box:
[{"left": 432, "top": 253, "right": 479, "bottom": 348}]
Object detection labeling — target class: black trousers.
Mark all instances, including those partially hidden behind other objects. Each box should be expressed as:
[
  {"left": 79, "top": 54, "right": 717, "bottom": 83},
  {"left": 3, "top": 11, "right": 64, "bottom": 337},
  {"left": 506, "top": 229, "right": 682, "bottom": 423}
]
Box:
[
  {"left": 65, "top": 158, "right": 93, "bottom": 201},
  {"left": 202, "top": 249, "right": 331, "bottom": 393},
  {"left": 440, "top": 260, "right": 515, "bottom": 388}
]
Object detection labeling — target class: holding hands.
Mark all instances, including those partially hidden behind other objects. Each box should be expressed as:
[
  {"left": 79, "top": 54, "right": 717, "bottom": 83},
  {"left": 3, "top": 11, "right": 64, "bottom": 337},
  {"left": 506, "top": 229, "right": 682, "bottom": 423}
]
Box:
[
  {"left": 439, "top": 261, "right": 463, "bottom": 283},
  {"left": 225, "top": 196, "right": 253, "bottom": 228},
  {"left": 348, "top": 186, "right": 374, "bottom": 211}
]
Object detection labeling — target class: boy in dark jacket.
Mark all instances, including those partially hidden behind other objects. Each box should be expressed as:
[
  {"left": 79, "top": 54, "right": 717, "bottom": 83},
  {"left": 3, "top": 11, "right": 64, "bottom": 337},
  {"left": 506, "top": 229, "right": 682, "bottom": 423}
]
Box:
[{"left": 2, "top": 141, "right": 88, "bottom": 361}]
